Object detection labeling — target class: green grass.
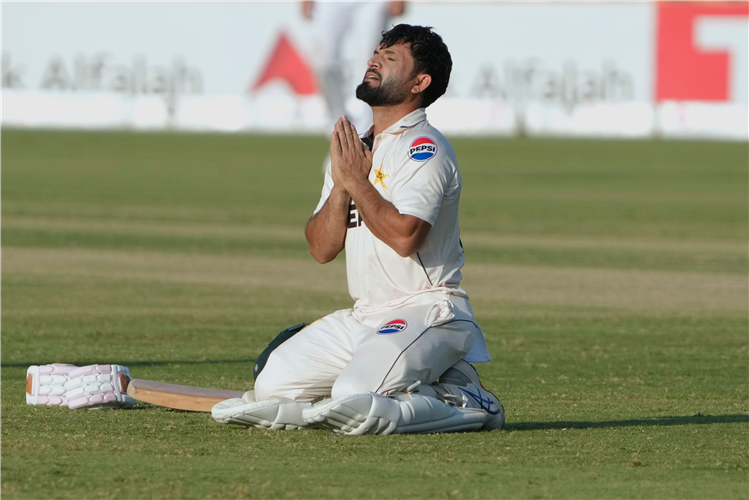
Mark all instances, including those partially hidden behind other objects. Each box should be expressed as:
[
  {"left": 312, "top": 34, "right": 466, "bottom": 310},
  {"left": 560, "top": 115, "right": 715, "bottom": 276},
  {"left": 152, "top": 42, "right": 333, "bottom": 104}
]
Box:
[{"left": 2, "top": 130, "right": 747, "bottom": 499}]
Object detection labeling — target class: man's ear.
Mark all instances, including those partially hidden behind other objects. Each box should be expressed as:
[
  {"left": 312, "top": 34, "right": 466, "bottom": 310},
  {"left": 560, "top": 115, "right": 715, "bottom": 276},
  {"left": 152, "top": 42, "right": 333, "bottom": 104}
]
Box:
[{"left": 411, "top": 74, "right": 432, "bottom": 96}]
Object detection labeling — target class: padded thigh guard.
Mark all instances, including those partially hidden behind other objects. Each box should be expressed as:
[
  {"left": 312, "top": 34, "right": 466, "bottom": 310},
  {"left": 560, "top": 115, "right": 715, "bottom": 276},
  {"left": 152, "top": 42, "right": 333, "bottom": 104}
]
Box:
[
  {"left": 212, "top": 393, "right": 311, "bottom": 430},
  {"left": 302, "top": 392, "right": 488, "bottom": 435}
]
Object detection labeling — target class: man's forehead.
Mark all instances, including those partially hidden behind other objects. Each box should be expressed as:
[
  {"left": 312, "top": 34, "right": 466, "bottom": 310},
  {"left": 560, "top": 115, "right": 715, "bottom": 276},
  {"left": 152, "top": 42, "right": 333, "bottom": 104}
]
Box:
[{"left": 377, "top": 42, "right": 411, "bottom": 54}]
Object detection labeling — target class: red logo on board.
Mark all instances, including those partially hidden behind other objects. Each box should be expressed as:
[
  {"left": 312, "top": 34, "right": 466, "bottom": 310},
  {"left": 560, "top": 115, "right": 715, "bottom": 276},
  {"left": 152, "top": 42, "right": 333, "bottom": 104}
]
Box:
[
  {"left": 656, "top": 2, "right": 749, "bottom": 102},
  {"left": 252, "top": 32, "right": 318, "bottom": 95}
]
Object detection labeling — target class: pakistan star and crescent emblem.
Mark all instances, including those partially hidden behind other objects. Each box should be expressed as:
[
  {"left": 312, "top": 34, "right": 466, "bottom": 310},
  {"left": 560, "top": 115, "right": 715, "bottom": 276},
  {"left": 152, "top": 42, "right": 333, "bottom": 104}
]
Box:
[{"left": 373, "top": 165, "right": 388, "bottom": 189}]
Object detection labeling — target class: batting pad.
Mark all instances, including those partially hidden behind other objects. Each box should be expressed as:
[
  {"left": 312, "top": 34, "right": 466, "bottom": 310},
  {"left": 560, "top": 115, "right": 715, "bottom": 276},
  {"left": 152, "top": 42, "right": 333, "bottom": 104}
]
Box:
[
  {"left": 302, "top": 392, "right": 488, "bottom": 435},
  {"left": 212, "top": 396, "right": 311, "bottom": 430}
]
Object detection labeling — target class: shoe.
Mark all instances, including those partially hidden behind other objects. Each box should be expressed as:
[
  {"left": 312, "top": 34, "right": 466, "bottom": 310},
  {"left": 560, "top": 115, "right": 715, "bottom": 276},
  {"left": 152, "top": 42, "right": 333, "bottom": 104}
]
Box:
[{"left": 437, "top": 360, "right": 504, "bottom": 430}]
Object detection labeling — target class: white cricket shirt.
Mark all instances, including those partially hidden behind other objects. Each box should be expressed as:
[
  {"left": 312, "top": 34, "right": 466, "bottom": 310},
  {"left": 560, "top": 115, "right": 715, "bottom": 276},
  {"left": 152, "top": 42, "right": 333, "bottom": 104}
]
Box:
[{"left": 314, "top": 108, "right": 490, "bottom": 362}]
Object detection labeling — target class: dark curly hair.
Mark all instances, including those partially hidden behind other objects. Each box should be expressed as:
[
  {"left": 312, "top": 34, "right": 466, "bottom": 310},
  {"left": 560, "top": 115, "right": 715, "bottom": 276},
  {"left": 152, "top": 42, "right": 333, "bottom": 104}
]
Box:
[{"left": 379, "top": 24, "right": 452, "bottom": 108}]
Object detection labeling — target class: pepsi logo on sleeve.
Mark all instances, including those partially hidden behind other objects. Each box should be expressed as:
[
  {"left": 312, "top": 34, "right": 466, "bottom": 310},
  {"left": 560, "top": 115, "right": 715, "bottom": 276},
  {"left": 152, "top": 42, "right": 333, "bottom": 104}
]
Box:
[
  {"left": 408, "top": 137, "right": 437, "bottom": 161},
  {"left": 377, "top": 319, "right": 408, "bottom": 334}
]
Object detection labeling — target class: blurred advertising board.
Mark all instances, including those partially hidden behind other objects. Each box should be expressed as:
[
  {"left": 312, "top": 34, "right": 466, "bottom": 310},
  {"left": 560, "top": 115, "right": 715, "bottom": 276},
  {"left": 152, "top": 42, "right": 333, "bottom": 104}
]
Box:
[{"left": 2, "top": 1, "right": 747, "bottom": 139}]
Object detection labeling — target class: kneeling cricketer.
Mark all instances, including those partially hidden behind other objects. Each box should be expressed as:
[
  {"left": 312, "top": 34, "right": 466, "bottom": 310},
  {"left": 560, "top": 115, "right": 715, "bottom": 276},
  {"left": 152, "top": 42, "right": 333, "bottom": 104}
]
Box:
[{"left": 211, "top": 24, "right": 504, "bottom": 435}]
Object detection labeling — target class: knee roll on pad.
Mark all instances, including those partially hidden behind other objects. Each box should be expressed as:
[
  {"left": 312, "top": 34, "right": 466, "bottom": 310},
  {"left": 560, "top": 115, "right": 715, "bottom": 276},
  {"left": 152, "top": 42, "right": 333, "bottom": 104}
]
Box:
[{"left": 302, "top": 392, "right": 488, "bottom": 435}]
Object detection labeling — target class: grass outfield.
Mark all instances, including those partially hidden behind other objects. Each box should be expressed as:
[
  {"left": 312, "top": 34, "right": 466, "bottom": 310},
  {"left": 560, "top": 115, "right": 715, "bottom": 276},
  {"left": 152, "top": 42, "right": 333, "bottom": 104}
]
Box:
[{"left": 2, "top": 130, "right": 747, "bottom": 499}]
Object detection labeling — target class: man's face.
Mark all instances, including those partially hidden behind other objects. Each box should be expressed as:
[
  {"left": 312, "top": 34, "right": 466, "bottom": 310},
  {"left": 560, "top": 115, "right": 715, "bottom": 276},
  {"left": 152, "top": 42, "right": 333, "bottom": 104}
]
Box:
[{"left": 356, "top": 42, "right": 417, "bottom": 107}]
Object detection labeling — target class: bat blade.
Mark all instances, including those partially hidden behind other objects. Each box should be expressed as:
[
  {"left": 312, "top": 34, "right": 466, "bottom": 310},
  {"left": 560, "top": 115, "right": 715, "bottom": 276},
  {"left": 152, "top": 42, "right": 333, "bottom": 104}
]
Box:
[{"left": 127, "top": 378, "right": 245, "bottom": 412}]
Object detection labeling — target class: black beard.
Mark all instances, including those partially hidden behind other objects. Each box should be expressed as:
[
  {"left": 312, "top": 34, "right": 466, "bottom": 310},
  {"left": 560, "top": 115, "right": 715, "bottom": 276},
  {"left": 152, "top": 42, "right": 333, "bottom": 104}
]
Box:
[{"left": 356, "top": 77, "right": 407, "bottom": 107}]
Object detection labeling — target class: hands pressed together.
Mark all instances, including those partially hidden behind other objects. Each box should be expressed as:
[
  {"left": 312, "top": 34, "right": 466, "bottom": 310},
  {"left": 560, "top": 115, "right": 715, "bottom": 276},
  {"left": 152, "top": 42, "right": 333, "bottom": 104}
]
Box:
[{"left": 330, "top": 116, "right": 373, "bottom": 194}]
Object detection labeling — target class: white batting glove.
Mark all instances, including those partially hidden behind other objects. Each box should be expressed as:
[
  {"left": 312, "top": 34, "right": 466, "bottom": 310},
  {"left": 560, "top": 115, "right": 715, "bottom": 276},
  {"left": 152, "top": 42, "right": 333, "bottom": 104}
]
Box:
[
  {"left": 25, "top": 364, "right": 77, "bottom": 406},
  {"left": 26, "top": 364, "right": 135, "bottom": 409}
]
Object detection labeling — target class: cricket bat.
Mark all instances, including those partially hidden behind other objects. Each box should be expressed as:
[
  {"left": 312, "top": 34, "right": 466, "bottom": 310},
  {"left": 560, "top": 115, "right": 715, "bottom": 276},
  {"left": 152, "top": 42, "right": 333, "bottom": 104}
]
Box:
[{"left": 126, "top": 379, "right": 245, "bottom": 412}]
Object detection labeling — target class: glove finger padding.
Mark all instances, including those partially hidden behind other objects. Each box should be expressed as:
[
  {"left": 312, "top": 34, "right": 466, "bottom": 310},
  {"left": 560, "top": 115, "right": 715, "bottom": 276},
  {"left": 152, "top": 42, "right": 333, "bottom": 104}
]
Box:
[
  {"left": 26, "top": 364, "right": 78, "bottom": 407},
  {"left": 26, "top": 364, "right": 135, "bottom": 410},
  {"left": 65, "top": 365, "right": 135, "bottom": 409}
]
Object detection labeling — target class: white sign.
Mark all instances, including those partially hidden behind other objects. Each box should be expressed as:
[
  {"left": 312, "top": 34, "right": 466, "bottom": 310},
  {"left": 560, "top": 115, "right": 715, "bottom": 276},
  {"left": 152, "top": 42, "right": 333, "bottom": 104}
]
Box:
[{"left": 3, "top": 2, "right": 747, "bottom": 139}]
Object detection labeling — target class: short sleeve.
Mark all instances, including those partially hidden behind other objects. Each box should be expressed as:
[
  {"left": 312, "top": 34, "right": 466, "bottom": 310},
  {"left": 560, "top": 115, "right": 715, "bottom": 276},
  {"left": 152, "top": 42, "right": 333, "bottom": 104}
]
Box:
[
  {"left": 313, "top": 160, "right": 335, "bottom": 214},
  {"left": 390, "top": 141, "right": 457, "bottom": 226}
]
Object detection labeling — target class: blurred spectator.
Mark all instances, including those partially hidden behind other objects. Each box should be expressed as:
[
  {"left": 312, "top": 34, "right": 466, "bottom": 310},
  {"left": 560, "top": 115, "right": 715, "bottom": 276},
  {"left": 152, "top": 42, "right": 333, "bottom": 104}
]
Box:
[{"left": 302, "top": 1, "right": 405, "bottom": 132}]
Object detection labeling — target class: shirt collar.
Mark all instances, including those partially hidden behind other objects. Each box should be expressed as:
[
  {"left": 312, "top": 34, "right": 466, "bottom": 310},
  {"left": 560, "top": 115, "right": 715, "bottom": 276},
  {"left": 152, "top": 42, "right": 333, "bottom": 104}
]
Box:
[{"left": 382, "top": 108, "right": 427, "bottom": 135}]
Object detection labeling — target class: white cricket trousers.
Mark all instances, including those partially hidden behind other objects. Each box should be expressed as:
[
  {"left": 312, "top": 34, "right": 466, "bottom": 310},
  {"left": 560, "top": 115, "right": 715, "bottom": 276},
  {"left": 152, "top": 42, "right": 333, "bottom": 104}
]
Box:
[{"left": 254, "top": 296, "right": 478, "bottom": 402}]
